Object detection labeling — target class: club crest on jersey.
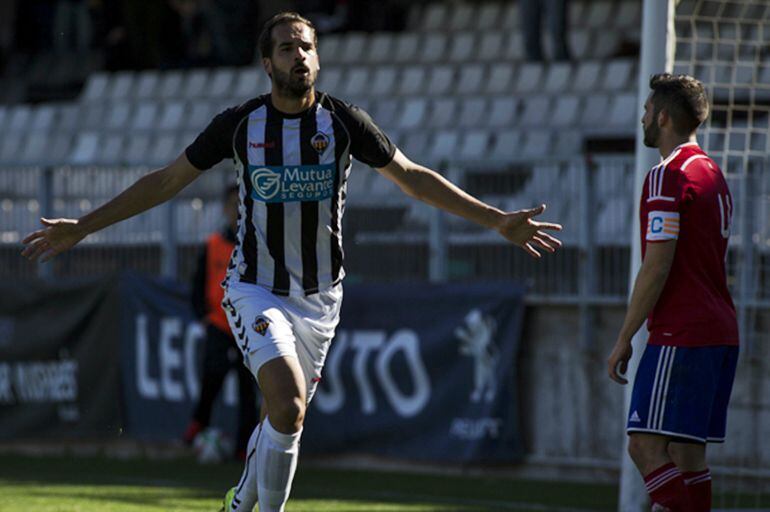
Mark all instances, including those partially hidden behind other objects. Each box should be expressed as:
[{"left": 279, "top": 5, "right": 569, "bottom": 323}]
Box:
[
  {"left": 252, "top": 316, "right": 270, "bottom": 336},
  {"left": 310, "top": 132, "right": 330, "bottom": 154},
  {"left": 250, "top": 167, "right": 282, "bottom": 200}
]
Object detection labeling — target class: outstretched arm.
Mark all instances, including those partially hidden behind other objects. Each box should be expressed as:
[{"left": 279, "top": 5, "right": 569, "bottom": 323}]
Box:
[
  {"left": 21, "top": 152, "right": 202, "bottom": 262},
  {"left": 607, "top": 240, "right": 677, "bottom": 384},
  {"left": 376, "top": 149, "right": 563, "bottom": 258}
]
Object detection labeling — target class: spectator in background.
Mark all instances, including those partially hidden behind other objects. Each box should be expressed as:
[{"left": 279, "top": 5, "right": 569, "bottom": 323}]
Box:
[
  {"left": 53, "top": 0, "right": 92, "bottom": 55},
  {"left": 520, "top": 0, "right": 570, "bottom": 62},
  {"left": 0, "top": 0, "right": 17, "bottom": 72},
  {"left": 182, "top": 185, "right": 258, "bottom": 459},
  {"left": 205, "top": 0, "right": 259, "bottom": 66}
]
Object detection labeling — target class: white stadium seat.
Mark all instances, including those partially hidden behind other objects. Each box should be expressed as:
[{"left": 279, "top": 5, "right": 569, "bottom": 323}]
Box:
[
  {"left": 449, "top": 3, "right": 474, "bottom": 31},
  {"left": 428, "top": 130, "right": 459, "bottom": 164},
  {"left": 552, "top": 96, "right": 581, "bottom": 128},
  {"left": 398, "top": 66, "right": 427, "bottom": 96},
  {"left": 500, "top": 3, "right": 521, "bottom": 30},
  {"left": 340, "top": 32, "right": 367, "bottom": 63},
  {"left": 150, "top": 133, "right": 180, "bottom": 165},
  {"left": 477, "top": 32, "right": 505, "bottom": 61},
  {"left": 554, "top": 130, "right": 583, "bottom": 156},
  {"left": 608, "top": 93, "right": 637, "bottom": 128},
  {"left": 123, "top": 134, "right": 152, "bottom": 165},
  {"left": 544, "top": 63, "right": 573, "bottom": 94},
  {"left": 489, "top": 130, "right": 522, "bottom": 162},
  {"left": 30, "top": 105, "right": 56, "bottom": 130},
  {"left": 586, "top": 1, "right": 614, "bottom": 28},
  {"left": 448, "top": 33, "right": 476, "bottom": 62},
  {"left": 8, "top": 105, "right": 32, "bottom": 131},
  {"left": 580, "top": 95, "right": 612, "bottom": 128},
  {"left": 398, "top": 98, "right": 427, "bottom": 129},
  {"left": 81, "top": 73, "right": 109, "bottom": 101},
  {"left": 70, "top": 132, "right": 100, "bottom": 164},
  {"left": 159, "top": 71, "right": 184, "bottom": 99},
  {"left": 485, "top": 64, "right": 515, "bottom": 94},
  {"left": 522, "top": 130, "right": 551, "bottom": 159},
  {"left": 187, "top": 101, "right": 216, "bottom": 131},
  {"left": 603, "top": 59, "right": 635, "bottom": 91},
  {"left": 209, "top": 68, "right": 236, "bottom": 98},
  {"left": 422, "top": 3, "right": 448, "bottom": 31},
  {"left": 109, "top": 72, "right": 135, "bottom": 100},
  {"left": 573, "top": 61, "right": 602, "bottom": 92},
  {"left": 342, "top": 68, "right": 369, "bottom": 97},
  {"left": 569, "top": 30, "right": 592, "bottom": 60},
  {"left": 515, "top": 63, "right": 545, "bottom": 94},
  {"left": 420, "top": 33, "right": 447, "bottom": 63},
  {"left": 426, "top": 65, "right": 454, "bottom": 96},
  {"left": 457, "top": 97, "right": 488, "bottom": 128},
  {"left": 458, "top": 130, "right": 490, "bottom": 161},
  {"left": 106, "top": 101, "right": 132, "bottom": 130},
  {"left": 317, "top": 67, "right": 342, "bottom": 93},
  {"left": 520, "top": 96, "right": 552, "bottom": 127},
  {"left": 134, "top": 70, "right": 160, "bottom": 99},
  {"left": 399, "top": 131, "right": 429, "bottom": 160},
  {"left": 427, "top": 98, "right": 457, "bottom": 128},
  {"left": 503, "top": 32, "right": 526, "bottom": 60},
  {"left": 372, "top": 99, "right": 400, "bottom": 128},
  {"left": 319, "top": 34, "right": 341, "bottom": 63},
  {"left": 393, "top": 34, "right": 420, "bottom": 63},
  {"left": 488, "top": 97, "right": 519, "bottom": 128},
  {"left": 82, "top": 104, "right": 106, "bottom": 130},
  {"left": 476, "top": 3, "right": 502, "bottom": 30},
  {"left": 456, "top": 64, "right": 485, "bottom": 95},
  {"left": 367, "top": 33, "right": 394, "bottom": 63},
  {"left": 131, "top": 102, "right": 159, "bottom": 131},
  {"left": 370, "top": 67, "right": 398, "bottom": 96},
  {"left": 95, "top": 134, "right": 125, "bottom": 164},
  {"left": 183, "top": 69, "right": 210, "bottom": 98},
  {"left": 158, "top": 101, "right": 186, "bottom": 131},
  {"left": 593, "top": 32, "right": 622, "bottom": 59}
]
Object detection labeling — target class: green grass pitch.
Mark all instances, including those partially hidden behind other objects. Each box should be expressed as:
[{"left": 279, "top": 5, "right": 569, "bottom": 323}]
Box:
[
  {"left": 2, "top": 454, "right": 769, "bottom": 510},
  {"left": 0, "top": 453, "right": 617, "bottom": 511}
]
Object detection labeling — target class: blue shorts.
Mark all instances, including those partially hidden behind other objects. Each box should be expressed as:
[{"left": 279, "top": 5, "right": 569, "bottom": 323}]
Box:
[{"left": 627, "top": 344, "right": 739, "bottom": 443}]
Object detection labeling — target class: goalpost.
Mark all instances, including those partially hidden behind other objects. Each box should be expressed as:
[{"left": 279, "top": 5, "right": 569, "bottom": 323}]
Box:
[{"left": 621, "top": 0, "right": 770, "bottom": 510}]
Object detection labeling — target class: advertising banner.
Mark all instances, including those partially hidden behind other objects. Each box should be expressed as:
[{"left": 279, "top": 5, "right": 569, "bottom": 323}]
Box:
[{"left": 303, "top": 282, "right": 526, "bottom": 463}]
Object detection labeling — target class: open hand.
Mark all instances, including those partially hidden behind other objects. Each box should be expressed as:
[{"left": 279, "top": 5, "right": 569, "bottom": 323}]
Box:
[
  {"left": 495, "top": 204, "right": 563, "bottom": 258},
  {"left": 21, "top": 218, "right": 87, "bottom": 262}
]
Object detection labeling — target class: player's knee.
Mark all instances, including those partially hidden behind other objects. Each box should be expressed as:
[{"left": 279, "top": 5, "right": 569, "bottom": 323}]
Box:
[
  {"left": 627, "top": 435, "right": 664, "bottom": 466},
  {"left": 269, "top": 397, "right": 305, "bottom": 433}
]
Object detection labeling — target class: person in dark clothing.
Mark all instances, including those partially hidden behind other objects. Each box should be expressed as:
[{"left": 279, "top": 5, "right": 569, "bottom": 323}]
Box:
[
  {"left": 520, "top": 0, "right": 570, "bottom": 62},
  {"left": 183, "top": 185, "right": 258, "bottom": 459}
]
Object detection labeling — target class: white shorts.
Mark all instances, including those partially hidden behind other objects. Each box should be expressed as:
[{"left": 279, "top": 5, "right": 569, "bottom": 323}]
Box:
[{"left": 221, "top": 281, "right": 342, "bottom": 403}]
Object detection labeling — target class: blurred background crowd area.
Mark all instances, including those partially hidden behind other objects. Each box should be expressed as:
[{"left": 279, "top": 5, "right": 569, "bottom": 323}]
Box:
[{"left": 0, "top": 0, "right": 410, "bottom": 103}]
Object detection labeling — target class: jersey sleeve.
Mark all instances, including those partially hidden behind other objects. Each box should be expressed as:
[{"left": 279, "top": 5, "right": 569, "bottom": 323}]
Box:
[
  {"left": 644, "top": 164, "right": 694, "bottom": 242},
  {"left": 336, "top": 102, "right": 396, "bottom": 168},
  {"left": 185, "top": 108, "right": 239, "bottom": 171}
]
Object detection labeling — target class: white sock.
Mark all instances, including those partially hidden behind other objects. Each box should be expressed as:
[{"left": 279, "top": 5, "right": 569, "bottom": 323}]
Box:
[
  {"left": 230, "top": 423, "right": 261, "bottom": 511},
  {"left": 256, "top": 417, "right": 302, "bottom": 512}
]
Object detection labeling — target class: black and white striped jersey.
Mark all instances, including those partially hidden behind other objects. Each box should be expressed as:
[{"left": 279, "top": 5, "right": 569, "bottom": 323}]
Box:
[{"left": 185, "top": 93, "right": 396, "bottom": 296}]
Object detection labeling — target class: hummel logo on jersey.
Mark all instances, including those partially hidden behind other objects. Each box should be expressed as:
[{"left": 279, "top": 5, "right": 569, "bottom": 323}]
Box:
[
  {"left": 630, "top": 410, "right": 641, "bottom": 423},
  {"left": 310, "top": 132, "right": 330, "bottom": 154},
  {"left": 252, "top": 317, "right": 270, "bottom": 336},
  {"left": 249, "top": 164, "right": 336, "bottom": 203},
  {"left": 248, "top": 141, "right": 275, "bottom": 149}
]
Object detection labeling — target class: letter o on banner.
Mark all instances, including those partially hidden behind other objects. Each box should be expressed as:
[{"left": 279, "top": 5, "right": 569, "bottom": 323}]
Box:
[{"left": 376, "top": 329, "right": 431, "bottom": 418}]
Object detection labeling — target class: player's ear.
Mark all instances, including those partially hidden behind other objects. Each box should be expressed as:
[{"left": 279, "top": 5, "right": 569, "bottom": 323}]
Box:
[
  {"left": 657, "top": 108, "right": 669, "bottom": 129},
  {"left": 262, "top": 58, "right": 273, "bottom": 79}
]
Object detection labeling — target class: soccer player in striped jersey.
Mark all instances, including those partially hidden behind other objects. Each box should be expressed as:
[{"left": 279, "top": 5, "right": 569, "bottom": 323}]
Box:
[
  {"left": 21, "top": 12, "right": 562, "bottom": 512},
  {"left": 607, "top": 74, "right": 739, "bottom": 512}
]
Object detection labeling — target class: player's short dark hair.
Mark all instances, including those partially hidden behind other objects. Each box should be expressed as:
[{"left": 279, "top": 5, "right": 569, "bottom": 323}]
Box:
[
  {"left": 649, "top": 73, "right": 710, "bottom": 135},
  {"left": 258, "top": 12, "right": 317, "bottom": 60}
]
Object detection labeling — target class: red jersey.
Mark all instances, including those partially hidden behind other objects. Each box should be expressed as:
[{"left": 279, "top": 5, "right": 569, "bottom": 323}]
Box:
[{"left": 640, "top": 142, "right": 738, "bottom": 347}]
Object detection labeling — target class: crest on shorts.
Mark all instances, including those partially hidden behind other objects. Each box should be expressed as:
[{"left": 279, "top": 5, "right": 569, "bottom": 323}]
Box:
[
  {"left": 310, "top": 132, "right": 330, "bottom": 154},
  {"left": 253, "top": 316, "right": 270, "bottom": 336}
]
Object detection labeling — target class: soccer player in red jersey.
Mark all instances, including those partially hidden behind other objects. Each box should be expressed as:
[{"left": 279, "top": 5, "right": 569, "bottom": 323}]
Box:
[{"left": 607, "top": 74, "right": 738, "bottom": 512}]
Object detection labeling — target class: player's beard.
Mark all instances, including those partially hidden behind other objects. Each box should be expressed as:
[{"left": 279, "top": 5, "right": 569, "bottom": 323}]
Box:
[
  {"left": 272, "top": 65, "right": 316, "bottom": 98},
  {"left": 643, "top": 120, "right": 660, "bottom": 148}
]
